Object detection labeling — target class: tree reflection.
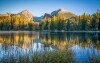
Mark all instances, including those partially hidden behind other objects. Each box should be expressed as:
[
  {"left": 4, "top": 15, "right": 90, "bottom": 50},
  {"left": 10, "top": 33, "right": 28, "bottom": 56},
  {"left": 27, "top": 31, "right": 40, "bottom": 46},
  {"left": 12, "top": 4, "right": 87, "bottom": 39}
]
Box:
[{"left": 0, "top": 32, "right": 100, "bottom": 50}]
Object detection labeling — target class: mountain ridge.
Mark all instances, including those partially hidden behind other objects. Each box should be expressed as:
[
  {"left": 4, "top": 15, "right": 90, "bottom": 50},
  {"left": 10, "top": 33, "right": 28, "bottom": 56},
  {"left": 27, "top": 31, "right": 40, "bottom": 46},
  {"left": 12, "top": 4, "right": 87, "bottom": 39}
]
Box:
[
  {"left": 51, "top": 8, "right": 77, "bottom": 18},
  {"left": 34, "top": 8, "right": 77, "bottom": 21},
  {"left": 0, "top": 8, "right": 77, "bottom": 21}
]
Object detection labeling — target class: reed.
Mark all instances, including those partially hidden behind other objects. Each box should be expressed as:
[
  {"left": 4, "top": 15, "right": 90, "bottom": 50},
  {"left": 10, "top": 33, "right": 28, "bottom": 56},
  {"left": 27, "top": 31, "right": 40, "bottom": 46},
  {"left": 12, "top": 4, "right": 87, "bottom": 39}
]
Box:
[{"left": 0, "top": 49, "right": 73, "bottom": 63}]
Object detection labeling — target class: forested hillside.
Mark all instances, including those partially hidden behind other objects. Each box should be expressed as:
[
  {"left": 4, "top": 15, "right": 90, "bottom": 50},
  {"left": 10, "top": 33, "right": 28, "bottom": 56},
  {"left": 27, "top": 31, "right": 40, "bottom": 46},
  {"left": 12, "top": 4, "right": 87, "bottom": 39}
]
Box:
[{"left": 0, "top": 9, "right": 100, "bottom": 31}]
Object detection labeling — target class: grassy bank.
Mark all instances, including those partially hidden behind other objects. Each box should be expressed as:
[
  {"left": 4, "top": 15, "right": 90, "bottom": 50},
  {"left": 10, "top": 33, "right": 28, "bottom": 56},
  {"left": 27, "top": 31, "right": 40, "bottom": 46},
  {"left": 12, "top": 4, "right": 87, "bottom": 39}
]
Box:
[
  {"left": 0, "top": 49, "right": 100, "bottom": 63},
  {"left": 0, "top": 49, "right": 73, "bottom": 63}
]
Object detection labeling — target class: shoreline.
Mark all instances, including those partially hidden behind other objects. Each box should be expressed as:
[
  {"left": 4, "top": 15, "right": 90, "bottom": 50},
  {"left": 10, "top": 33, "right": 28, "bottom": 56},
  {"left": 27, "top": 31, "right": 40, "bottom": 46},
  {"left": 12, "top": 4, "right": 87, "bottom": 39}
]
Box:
[{"left": 0, "top": 30, "right": 100, "bottom": 33}]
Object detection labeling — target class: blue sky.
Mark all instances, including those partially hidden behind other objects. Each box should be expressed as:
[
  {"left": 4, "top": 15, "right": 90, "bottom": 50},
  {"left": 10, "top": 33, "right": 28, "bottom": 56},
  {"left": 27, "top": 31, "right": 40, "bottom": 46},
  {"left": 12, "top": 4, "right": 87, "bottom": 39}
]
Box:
[{"left": 0, "top": 0, "right": 100, "bottom": 16}]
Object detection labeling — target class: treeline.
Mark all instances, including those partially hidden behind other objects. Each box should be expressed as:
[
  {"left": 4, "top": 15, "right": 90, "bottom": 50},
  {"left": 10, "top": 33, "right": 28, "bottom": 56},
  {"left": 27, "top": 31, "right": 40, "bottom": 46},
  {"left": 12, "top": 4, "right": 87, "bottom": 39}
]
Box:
[
  {"left": 0, "top": 16, "right": 39, "bottom": 30},
  {"left": 39, "top": 11, "right": 100, "bottom": 31},
  {"left": 0, "top": 11, "right": 100, "bottom": 31}
]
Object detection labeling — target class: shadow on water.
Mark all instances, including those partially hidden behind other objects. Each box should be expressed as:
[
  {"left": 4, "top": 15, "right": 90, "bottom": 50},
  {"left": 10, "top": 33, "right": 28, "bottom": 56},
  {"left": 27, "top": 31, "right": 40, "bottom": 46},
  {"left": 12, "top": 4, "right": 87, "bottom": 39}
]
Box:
[{"left": 0, "top": 31, "right": 100, "bottom": 63}]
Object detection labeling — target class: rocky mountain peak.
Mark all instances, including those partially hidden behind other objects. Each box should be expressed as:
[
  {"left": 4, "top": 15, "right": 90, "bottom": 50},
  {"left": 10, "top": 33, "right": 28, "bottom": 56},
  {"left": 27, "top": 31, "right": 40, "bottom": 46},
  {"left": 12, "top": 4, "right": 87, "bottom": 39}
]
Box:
[
  {"left": 43, "top": 13, "right": 52, "bottom": 19},
  {"left": 58, "top": 8, "right": 67, "bottom": 11},
  {"left": 20, "top": 9, "right": 29, "bottom": 14},
  {"left": 57, "top": 8, "right": 70, "bottom": 14},
  {"left": 18, "top": 9, "right": 33, "bottom": 21},
  {"left": 51, "top": 8, "right": 76, "bottom": 18}
]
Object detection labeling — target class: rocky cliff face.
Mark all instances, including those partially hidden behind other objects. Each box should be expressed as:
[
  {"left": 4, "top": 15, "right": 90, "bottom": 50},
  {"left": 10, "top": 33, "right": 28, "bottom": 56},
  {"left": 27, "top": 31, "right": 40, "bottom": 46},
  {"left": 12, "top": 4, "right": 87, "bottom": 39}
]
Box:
[
  {"left": 43, "top": 13, "right": 52, "bottom": 19},
  {"left": 0, "top": 10, "right": 33, "bottom": 21},
  {"left": 17, "top": 10, "right": 33, "bottom": 21},
  {"left": 34, "top": 9, "right": 76, "bottom": 22},
  {"left": 0, "top": 8, "right": 77, "bottom": 21},
  {"left": 51, "top": 8, "right": 76, "bottom": 19}
]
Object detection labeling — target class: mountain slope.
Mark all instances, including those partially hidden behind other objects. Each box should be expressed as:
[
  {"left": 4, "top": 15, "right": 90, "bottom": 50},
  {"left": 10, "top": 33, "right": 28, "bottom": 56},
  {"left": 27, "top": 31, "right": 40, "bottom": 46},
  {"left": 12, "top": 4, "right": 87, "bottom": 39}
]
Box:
[
  {"left": 51, "top": 9, "right": 76, "bottom": 18},
  {"left": 34, "top": 13, "right": 52, "bottom": 22},
  {"left": 0, "top": 9, "right": 77, "bottom": 21},
  {"left": 17, "top": 10, "right": 33, "bottom": 21},
  {"left": 43, "top": 13, "right": 52, "bottom": 19},
  {"left": 34, "top": 16, "right": 43, "bottom": 22}
]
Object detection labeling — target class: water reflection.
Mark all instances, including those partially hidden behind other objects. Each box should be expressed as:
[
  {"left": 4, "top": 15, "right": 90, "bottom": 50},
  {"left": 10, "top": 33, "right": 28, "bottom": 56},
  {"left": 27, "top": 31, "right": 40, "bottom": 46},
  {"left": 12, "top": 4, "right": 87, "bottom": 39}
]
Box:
[{"left": 0, "top": 31, "right": 100, "bottom": 63}]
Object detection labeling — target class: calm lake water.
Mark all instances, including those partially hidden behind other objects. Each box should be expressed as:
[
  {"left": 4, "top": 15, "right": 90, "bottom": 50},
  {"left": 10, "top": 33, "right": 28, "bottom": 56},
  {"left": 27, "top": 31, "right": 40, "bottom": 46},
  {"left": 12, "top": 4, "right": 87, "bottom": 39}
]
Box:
[{"left": 0, "top": 31, "right": 100, "bottom": 63}]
